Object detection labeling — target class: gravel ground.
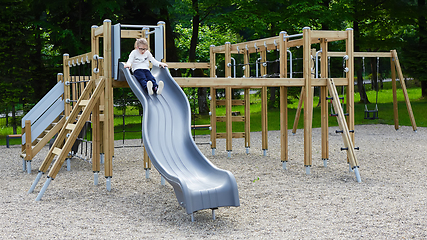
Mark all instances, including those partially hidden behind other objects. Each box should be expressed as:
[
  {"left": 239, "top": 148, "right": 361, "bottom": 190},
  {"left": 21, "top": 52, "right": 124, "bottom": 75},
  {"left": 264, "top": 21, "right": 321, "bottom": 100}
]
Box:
[{"left": 1, "top": 124, "right": 426, "bottom": 239}]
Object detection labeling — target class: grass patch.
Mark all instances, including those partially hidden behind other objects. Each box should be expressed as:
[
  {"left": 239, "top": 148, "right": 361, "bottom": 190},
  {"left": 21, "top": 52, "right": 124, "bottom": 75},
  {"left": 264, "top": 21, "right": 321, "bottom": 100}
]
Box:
[{"left": 1, "top": 85, "right": 425, "bottom": 146}]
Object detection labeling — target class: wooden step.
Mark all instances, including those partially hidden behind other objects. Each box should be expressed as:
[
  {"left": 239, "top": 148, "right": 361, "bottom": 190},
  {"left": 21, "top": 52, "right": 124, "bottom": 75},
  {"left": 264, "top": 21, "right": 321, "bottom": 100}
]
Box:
[
  {"left": 79, "top": 100, "right": 90, "bottom": 106},
  {"left": 66, "top": 123, "right": 77, "bottom": 131},
  {"left": 52, "top": 147, "right": 62, "bottom": 156}
]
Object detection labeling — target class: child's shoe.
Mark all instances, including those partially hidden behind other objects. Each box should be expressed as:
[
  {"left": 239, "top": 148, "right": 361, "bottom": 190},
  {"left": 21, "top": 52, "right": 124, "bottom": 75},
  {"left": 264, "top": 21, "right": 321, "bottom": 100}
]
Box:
[
  {"left": 157, "top": 81, "right": 164, "bottom": 95},
  {"left": 147, "top": 81, "right": 154, "bottom": 95}
]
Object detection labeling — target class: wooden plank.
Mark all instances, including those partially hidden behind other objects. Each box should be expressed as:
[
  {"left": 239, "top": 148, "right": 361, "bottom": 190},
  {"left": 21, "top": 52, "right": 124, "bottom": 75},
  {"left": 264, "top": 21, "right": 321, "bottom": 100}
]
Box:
[
  {"left": 392, "top": 50, "right": 417, "bottom": 131},
  {"left": 25, "top": 120, "right": 32, "bottom": 160},
  {"left": 244, "top": 88, "right": 250, "bottom": 148},
  {"left": 94, "top": 25, "right": 103, "bottom": 37},
  {"left": 216, "top": 100, "right": 245, "bottom": 106},
  {"left": 225, "top": 87, "right": 232, "bottom": 151},
  {"left": 66, "top": 123, "right": 77, "bottom": 131},
  {"left": 261, "top": 86, "right": 268, "bottom": 150},
  {"left": 346, "top": 29, "right": 355, "bottom": 151},
  {"left": 103, "top": 20, "right": 113, "bottom": 178},
  {"left": 216, "top": 116, "right": 245, "bottom": 122},
  {"left": 52, "top": 147, "right": 62, "bottom": 156},
  {"left": 216, "top": 132, "right": 245, "bottom": 138},
  {"left": 174, "top": 77, "right": 306, "bottom": 87},
  {"left": 292, "top": 87, "right": 304, "bottom": 134},
  {"left": 390, "top": 54, "right": 399, "bottom": 130},
  {"left": 280, "top": 86, "right": 288, "bottom": 162},
  {"left": 320, "top": 39, "right": 329, "bottom": 161},
  {"left": 31, "top": 117, "right": 66, "bottom": 159},
  {"left": 229, "top": 36, "right": 281, "bottom": 53},
  {"left": 328, "top": 51, "right": 392, "bottom": 58},
  {"left": 212, "top": 45, "right": 226, "bottom": 53},
  {"left": 303, "top": 27, "right": 312, "bottom": 167},
  {"left": 327, "top": 78, "right": 359, "bottom": 168},
  {"left": 167, "top": 62, "right": 210, "bottom": 69},
  {"left": 121, "top": 30, "right": 143, "bottom": 39},
  {"left": 79, "top": 100, "right": 90, "bottom": 106},
  {"left": 311, "top": 30, "right": 347, "bottom": 40},
  {"left": 67, "top": 53, "right": 92, "bottom": 66}
]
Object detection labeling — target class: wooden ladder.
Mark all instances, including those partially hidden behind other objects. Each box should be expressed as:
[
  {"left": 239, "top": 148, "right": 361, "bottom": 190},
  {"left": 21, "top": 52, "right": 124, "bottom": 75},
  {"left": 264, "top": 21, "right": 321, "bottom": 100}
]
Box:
[
  {"left": 326, "top": 78, "right": 361, "bottom": 182},
  {"left": 30, "top": 77, "right": 105, "bottom": 199}
]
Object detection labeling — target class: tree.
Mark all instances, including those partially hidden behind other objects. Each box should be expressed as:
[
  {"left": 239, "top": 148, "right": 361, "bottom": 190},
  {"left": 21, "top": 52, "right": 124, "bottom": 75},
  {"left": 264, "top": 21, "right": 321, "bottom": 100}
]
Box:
[{"left": 0, "top": 0, "right": 35, "bottom": 133}]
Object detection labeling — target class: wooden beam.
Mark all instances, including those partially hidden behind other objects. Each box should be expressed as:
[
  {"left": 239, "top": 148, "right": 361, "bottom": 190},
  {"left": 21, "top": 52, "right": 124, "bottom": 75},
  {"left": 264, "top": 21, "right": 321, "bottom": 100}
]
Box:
[
  {"left": 167, "top": 62, "right": 210, "bottom": 69},
  {"left": 311, "top": 30, "right": 347, "bottom": 40},
  {"left": 121, "top": 30, "right": 143, "bottom": 39},
  {"left": 328, "top": 51, "right": 392, "bottom": 58},
  {"left": 216, "top": 100, "right": 245, "bottom": 106},
  {"left": 216, "top": 132, "right": 245, "bottom": 139},
  {"left": 390, "top": 54, "right": 399, "bottom": 130},
  {"left": 216, "top": 116, "right": 245, "bottom": 122},
  {"left": 392, "top": 50, "right": 417, "bottom": 131},
  {"left": 94, "top": 25, "right": 103, "bottom": 37}
]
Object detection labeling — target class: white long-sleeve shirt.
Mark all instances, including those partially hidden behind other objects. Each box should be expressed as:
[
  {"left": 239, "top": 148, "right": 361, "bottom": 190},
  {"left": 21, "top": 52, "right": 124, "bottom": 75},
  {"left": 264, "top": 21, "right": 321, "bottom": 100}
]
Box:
[{"left": 126, "top": 49, "right": 161, "bottom": 72}]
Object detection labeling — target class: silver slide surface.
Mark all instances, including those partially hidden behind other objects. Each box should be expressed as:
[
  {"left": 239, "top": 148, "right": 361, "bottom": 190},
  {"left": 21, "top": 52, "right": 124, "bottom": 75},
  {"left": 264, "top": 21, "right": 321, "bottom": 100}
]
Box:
[{"left": 118, "top": 63, "right": 240, "bottom": 215}]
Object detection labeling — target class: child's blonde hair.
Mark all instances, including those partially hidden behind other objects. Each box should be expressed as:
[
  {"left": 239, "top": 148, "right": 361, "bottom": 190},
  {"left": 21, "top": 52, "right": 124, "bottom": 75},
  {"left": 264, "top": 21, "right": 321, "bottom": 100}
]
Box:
[{"left": 134, "top": 38, "right": 148, "bottom": 48}]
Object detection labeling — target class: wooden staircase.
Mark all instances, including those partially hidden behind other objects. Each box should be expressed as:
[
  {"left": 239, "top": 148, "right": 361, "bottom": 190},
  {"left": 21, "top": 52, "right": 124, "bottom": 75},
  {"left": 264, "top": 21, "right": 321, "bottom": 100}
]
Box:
[
  {"left": 326, "top": 78, "right": 361, "bottom": 182},
  {"left": 29, "top": 77, "right": 105, "bottom": 199}
]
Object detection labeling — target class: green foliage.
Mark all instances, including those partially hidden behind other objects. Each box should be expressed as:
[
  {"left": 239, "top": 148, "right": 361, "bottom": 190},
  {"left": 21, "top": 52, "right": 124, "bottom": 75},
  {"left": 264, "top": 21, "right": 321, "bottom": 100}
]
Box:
[{"left": 175, "top": 24, "right": 242, "bottom": 62}]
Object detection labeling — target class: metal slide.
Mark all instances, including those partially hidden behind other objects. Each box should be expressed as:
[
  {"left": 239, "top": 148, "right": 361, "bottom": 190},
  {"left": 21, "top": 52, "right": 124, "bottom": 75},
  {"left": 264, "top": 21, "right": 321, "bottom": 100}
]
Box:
[{"left": 118, "top": 63, "right": 240, "bottom": 217}]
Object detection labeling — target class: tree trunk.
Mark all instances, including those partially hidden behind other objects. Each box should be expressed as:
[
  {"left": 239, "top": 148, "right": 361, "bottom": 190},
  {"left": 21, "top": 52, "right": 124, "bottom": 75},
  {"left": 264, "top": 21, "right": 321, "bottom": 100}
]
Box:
[
  {"left": 419, "top": 0, "right": 427, "bottom": 98},
  {"left": 189, "top": 0, "right": 209, "bottom": 115},
  {"left": 11, "top": 103, "right": 17, "bottom": 134}
]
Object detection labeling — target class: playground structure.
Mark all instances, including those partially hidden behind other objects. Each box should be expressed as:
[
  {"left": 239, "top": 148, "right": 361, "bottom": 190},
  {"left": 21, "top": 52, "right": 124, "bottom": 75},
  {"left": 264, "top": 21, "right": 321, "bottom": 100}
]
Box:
[{"left": 21, "top": 19, "right": 417, "bottom": 219}]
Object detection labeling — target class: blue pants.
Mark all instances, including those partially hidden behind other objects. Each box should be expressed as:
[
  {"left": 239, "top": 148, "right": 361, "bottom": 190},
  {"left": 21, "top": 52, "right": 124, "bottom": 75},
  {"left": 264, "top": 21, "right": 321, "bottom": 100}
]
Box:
[{"left": 134, "top": 69, "right": 158, "bottom": 92}]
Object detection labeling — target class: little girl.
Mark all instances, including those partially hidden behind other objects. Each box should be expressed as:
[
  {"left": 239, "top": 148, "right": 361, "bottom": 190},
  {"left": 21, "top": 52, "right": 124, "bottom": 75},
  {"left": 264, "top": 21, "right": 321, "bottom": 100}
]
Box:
[{"left": 124, "top": 38, "right": 168, "bottom": 95}]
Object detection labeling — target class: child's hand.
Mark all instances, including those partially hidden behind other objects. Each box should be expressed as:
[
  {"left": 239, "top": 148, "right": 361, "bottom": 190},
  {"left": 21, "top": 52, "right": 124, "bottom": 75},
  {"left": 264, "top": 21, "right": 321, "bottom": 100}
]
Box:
[
  {"left": 124, "top": 63, "right": 131, "bottom": 68},
  {"left": 159, "top": 62, "right": 168, "bottom": 68}
]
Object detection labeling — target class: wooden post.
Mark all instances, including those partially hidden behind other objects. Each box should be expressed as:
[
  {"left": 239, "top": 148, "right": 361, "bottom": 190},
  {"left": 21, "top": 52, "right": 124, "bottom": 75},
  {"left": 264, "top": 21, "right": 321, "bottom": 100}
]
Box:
[
  {"left": 346, "top": 28, "right": 355, "bottom": 146},
  {"left": 244, "top": 88, "right": 250, "bottom": 149},
  {"left": 279, "top": 31, "right": 288, "bottom": 162},
  {"left": 225, "top": 42, "right": 232, "bottom": 152},
  {"left": 243, "top": 47, "right": 251, "bottom": 150},
  {"left": 260, "top": 49, "right": 268, "bottom": 152},
  {"left": 143, "top": 145, "right": 151, "bottom": 169},
  {"left": 303, "top": 27, "right": 312, "bottom": 168},
  {"left": 320, "top": 39, "right": 329, "bottom": 162},
  {"left": 103, "top": 19, "right": 113, "bottom": 178},
  {"left": 390, "top": 52, "right": 399, "bottom": 130},
  {"left": 210, "top": 45, "right": 217, "bottom": 151},
  {"left": 392, "top": 50, "right": 417, "bottom": 131},
  {"left": 63, "top": 54, "right": 71, "bottom": 117},
  {"left": 91, "top": 25, "right": 101, "bottom": 174},
  {"left": 92, "top": 97, "right": 101, "bottom": 173},
  {"left": 25, "top": 120, "right": 32, "bottom": 161}
]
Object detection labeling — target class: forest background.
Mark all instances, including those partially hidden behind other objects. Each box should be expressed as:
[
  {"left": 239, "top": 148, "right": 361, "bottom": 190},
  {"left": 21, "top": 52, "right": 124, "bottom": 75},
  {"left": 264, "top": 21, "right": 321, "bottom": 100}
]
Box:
[{"left": 1, "top": 0, "right": 426, "bottom": 133}]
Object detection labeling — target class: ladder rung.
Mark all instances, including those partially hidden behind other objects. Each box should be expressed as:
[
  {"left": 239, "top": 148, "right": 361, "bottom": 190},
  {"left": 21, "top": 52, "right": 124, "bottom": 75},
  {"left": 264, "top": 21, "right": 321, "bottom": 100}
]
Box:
[
  {"left": 52, "top": 147, "right": 62, "bottom": 156},
  {"left": 36, "top": 138, "right": 43, "bottom": 142},
  {"left": 79, "top": 100, "right": 90, "bottom": 106},
  {"left": 66, "top": 123, "right": 77, "bottom": 131}
]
